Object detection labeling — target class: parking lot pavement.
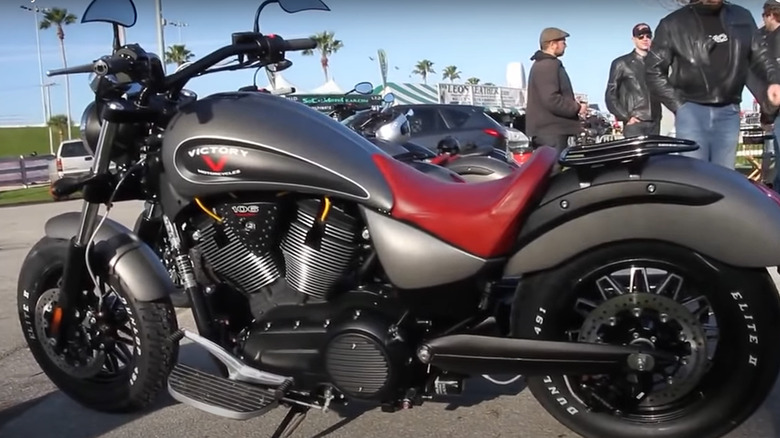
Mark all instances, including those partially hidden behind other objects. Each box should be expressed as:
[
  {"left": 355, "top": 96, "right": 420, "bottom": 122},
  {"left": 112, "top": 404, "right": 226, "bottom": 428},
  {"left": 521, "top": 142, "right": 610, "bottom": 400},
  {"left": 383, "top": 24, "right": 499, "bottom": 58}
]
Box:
[{"left": 1, "top": 199, "right": 779, "bottom": 437}]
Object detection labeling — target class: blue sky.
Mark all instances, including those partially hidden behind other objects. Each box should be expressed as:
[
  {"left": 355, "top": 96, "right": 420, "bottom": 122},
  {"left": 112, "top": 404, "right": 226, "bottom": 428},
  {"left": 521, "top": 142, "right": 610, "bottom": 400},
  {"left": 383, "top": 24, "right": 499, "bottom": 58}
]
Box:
[{"left": 0, "top": 0, "right": 771, "bottom": 126}]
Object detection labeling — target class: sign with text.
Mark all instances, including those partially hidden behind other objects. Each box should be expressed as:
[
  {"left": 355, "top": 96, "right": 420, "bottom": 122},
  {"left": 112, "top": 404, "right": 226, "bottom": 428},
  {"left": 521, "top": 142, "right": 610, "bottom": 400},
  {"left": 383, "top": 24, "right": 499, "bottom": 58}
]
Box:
[
  {"left": 436, "top": 83, "right": 525, "bottom": 109},
  {"left": 286, "top": 94, "right": 384, "bottom": 112}
]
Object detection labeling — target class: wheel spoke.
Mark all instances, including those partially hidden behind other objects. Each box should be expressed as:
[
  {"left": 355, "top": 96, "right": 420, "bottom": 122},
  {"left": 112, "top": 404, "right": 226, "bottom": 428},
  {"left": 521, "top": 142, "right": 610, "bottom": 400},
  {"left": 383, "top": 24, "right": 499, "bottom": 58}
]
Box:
[
  {"left": 574, "top": 298, "right": 599, "bottom": 318},
  {"left": 113, "top": 343, "right": 133, "bottom": 365},
  {"left": 104, "top": 352, "right": 120, "bottom": 374},
  {"left": 629, "top": 267, "right": 651, "bottom": 294},
  {"left": 596, "top": 275, "right": 624, "bottom": 300},
  {"left": 655, "top": 273, "right": 684, "bottom": 300}
]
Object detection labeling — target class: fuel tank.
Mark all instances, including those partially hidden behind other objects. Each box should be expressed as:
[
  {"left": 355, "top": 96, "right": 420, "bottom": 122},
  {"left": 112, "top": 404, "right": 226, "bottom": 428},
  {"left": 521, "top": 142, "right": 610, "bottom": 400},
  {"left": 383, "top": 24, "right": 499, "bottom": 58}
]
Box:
[{"left": 161, "top": 92, "right": 394, "bottom": 211}]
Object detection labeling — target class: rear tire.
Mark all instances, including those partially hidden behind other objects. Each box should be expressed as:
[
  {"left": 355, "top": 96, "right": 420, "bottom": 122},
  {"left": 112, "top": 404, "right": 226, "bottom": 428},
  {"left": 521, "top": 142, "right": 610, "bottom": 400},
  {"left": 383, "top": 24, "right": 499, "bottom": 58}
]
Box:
[
  {"left": 511, "top": 241, "right": 780, "bottom": 438},
  {"left": 17, "top": 237, "right": 178, "bottom": 412}
]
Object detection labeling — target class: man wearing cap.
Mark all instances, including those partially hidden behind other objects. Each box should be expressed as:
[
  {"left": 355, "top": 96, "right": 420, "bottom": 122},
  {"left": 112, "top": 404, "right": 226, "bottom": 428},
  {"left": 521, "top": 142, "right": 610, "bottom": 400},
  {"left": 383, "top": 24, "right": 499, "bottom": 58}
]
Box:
[
  {"left": 747, "top": 1, "right": 780, "bottom": 191},
  {"left": 526, "top": 27, "right": 587, "bottom": 160},
  {"left": 646, "top": 0, "right": 780, "bottom": 169},
  {"left": 604, "top": 23, "right": 661, "bottom": 138}
]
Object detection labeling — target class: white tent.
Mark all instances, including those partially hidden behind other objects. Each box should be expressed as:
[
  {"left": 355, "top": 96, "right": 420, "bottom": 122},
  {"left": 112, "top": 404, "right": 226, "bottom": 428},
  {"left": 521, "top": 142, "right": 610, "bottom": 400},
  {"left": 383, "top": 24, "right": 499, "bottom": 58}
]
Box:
[
  {"left": 311, "top": 78, "right": 344, "bottom": 94},
  {"left": 264, "top": 72, "right": 303, "bottom": 94}
]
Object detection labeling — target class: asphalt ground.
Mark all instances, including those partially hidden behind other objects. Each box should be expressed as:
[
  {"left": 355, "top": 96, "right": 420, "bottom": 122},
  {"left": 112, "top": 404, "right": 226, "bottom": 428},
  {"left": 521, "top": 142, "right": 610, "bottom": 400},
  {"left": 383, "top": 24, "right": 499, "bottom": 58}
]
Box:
[{"left": 1, "top": 199, "right": 779, "bottom": 438}]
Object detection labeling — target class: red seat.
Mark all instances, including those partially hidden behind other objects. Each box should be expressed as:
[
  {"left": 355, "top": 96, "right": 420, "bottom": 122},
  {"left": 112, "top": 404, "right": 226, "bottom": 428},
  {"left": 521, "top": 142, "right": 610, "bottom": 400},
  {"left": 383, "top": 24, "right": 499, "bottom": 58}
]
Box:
[{"left": 371, "top": 146, "right": 558, "bottom": 258}]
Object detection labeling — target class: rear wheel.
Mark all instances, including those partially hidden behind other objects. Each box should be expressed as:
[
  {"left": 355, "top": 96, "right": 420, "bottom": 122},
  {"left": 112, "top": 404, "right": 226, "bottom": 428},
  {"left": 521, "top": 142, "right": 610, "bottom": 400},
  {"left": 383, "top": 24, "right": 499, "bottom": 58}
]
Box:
[
  {"left": 511, "top": 241, "right": 780, "bottom": 438},
  {"left": 17, "top": 237, "right": 178, "bottom": 412}
]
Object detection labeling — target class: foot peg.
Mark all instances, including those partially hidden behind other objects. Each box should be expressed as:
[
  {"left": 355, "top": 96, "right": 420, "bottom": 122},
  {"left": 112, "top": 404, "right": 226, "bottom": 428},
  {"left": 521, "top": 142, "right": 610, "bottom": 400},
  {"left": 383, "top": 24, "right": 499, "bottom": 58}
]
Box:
[{"left": 168, "top": 364, "right": 283, "bottom": 420}]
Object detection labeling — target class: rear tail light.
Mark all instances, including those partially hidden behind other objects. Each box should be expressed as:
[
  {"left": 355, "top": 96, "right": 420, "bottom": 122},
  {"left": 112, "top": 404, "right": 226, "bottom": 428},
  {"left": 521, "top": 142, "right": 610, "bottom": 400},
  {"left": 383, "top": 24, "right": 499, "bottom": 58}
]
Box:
[
  {"left": 56, "top": 158, "right": 63, "bottom": 172},
  {"left": 483, "top": 128, "right": 502, "bottom": 137},
  {"left": 511, "top": 150, "right": 533, "bottom": 166}
]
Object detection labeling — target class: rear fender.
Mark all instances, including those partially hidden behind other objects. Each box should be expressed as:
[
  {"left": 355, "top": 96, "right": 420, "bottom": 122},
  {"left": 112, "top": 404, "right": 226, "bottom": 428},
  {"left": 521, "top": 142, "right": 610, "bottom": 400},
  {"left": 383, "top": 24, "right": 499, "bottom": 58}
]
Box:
[
  {"left": 45, "top": 212, "right": 174, "bottom": 302},
  {"left": 504, "top": 155, "right": 780, "bottom": 275}
]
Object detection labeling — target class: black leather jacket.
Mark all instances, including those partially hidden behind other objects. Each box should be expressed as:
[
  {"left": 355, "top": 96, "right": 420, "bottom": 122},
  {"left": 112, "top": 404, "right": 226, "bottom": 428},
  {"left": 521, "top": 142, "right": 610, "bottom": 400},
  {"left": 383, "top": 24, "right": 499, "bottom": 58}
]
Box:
[
  {"left": 605, "top": 51, "right": 661, "bottom": 123},
  {"left": 747, "top": 26, "right": 780, "bottom": 118},
  {"left": 646, "top": 3, "right": 779, "bottom": 113}
]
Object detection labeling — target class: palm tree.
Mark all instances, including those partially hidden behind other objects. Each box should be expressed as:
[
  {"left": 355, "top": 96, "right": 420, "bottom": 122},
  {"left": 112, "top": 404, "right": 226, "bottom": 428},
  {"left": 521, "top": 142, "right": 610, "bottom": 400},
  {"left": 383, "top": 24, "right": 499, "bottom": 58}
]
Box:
[
  {"left": 302, "top": 31, "right": 343, "bottom": 82},
  {"left": 48, "top": 114, "right": 69, "bottom": 145},
  {"left": 165, "top": 44, "right": 195, "bottom": 67},
  {"left": 40, "top": 8, "right": 77, "bottom": 140},
  {"left": 412, "top": 60, "right": 435, "bottom": 84},
  {"left": 466, "top": 77, "right": 481, "bottom": 85},
  {"left": 442, "top": 65, "right": 461, "bottom": 83}
]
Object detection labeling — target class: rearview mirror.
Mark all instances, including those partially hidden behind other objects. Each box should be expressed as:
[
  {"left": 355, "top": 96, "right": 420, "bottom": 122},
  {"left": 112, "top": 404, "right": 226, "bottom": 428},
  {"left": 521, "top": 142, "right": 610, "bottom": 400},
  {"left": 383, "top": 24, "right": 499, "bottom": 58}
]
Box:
[
  {"left": 278, "top": 0, "right": 331, "bottom": 13},
  {"left": 383, "top": 93, "right": 395, "bottom": 103},
  {"left": 353, "top": 82, "right": 374, "bottom": 95},
  {"left": 81, "top": 0, "right": 137, "bottom": 27}
]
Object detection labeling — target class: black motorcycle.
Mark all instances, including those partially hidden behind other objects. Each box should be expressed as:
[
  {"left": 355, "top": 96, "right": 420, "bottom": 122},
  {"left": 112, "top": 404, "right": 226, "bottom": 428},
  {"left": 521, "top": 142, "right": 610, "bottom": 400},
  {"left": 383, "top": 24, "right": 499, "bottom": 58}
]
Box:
[{"left": 17, "top": 0, "right": 780, "bottom": 437}]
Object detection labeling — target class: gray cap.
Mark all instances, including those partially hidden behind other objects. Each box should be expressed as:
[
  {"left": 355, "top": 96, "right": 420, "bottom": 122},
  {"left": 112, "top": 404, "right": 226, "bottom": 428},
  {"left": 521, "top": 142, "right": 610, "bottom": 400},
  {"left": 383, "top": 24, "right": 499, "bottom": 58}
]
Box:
[{"left": 539, "top": 27, "right": 570, "bottom": 48}]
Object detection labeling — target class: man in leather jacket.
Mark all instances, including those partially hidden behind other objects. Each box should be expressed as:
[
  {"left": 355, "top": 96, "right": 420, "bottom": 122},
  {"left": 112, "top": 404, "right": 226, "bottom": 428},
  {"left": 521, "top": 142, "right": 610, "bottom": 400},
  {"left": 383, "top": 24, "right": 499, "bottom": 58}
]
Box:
[
  {"left": 646, "top": 0, "right": 780, "bottom": 169},
  {"left": 605, "top": 23, "right": 662, "bottom": 137},
  {"left": 747, "top": 1, "right": 780, "bottom": 190}
]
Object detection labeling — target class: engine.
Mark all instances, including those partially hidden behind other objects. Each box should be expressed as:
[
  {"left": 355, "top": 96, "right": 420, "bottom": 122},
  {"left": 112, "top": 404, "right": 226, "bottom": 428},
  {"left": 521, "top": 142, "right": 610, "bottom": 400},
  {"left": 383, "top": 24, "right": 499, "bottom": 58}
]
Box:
[
  {"left": 192, "top": 196, "right": 423, "bottom": 403},
  {"left": 193, "top": 197, "right": 362, "bottom": 303}
]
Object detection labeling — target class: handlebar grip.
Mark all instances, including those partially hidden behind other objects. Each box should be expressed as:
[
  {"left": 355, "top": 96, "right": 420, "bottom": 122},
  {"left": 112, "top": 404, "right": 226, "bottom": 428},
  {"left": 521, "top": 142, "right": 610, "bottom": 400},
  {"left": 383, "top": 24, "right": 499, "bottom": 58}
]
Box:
[
  {"left": 47, "top": 62, "right": 96, "bottom": 77},
  {"left": 94, "top": 56, "right": 133, "bottom": 76},
  {"left": 284, "top": 38, "right": 317, "bottom": 51}
]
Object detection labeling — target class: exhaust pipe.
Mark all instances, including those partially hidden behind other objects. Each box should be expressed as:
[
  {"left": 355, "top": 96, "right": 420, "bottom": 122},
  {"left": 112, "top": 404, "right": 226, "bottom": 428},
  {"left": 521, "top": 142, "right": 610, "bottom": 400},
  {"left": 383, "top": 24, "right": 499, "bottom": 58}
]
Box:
[{"left": 416, "top": 334, "right": 675, "bottom": 376}]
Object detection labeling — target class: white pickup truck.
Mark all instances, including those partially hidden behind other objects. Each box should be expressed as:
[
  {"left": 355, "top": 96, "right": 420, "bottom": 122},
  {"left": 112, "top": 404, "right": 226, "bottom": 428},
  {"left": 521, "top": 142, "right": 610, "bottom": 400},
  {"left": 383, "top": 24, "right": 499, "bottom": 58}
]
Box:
[{"left": 48, "top": 139, "right": 94, "bottom": 200}]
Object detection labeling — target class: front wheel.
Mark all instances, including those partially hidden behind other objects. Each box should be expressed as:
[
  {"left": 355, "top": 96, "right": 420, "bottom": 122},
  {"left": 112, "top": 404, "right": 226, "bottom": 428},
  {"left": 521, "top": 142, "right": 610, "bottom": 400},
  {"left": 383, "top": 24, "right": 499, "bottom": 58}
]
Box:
[
  {"left": 511, "top": 241, "right": 780, "bottom": 438},
  {"left": 17, "top": 237, "right": 179, "bottom": 412}
]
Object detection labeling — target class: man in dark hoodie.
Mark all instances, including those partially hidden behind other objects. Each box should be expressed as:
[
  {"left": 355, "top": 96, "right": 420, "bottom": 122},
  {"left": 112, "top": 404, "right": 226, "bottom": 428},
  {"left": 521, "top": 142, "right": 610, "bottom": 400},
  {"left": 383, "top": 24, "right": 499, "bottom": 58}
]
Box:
[
  {"left": 526, "top": 27, "right": 587, "bottom": 156},
  {"left": 646, "top": 0, "right": 780, "bottom": 169}
]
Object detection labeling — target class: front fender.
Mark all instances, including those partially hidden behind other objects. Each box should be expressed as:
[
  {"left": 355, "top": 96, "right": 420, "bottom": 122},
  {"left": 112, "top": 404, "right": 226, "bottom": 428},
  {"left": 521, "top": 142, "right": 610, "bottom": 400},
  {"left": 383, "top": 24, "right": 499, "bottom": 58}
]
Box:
[
  {"left": 504, "top": 155, "right": 780, "bottom": 275},
  {"left": 45, "top": 212, "right": 174, "bottom": 302}
]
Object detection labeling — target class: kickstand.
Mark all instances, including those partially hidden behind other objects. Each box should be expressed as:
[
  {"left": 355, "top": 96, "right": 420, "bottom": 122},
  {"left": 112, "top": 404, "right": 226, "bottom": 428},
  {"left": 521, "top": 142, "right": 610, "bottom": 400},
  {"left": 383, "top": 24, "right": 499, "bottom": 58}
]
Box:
[{"left": 270, "top": 404, "right": 309, "bottom": 438}]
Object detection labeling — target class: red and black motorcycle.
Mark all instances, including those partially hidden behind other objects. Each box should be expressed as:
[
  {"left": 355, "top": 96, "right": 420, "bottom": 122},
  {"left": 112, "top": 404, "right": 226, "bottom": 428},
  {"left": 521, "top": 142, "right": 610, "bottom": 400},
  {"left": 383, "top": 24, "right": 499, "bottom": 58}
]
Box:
[{"left": 17, "top": 1, "right": 780, "bottom": 438}]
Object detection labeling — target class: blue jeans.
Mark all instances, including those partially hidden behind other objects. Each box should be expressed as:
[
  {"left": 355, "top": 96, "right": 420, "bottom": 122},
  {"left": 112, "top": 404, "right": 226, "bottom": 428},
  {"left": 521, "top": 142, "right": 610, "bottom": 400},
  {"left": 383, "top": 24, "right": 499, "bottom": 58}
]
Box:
[{"left": 675, "top": 102, "right": 740, "bottom": 169}]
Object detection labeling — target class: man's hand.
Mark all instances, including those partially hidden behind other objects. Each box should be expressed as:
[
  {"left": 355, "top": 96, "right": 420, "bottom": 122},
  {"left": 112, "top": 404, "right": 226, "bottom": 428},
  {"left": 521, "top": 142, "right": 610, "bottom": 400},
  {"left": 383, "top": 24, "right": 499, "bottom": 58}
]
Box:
[
  {"left": 768, "top": 84, "right": 780, "bottom": 106},
  {"left": 578, "top": 103, "right": 588, "bottom": 116},
  {"left": 626, "top": 116, "right": 641, "bottom": 125}
]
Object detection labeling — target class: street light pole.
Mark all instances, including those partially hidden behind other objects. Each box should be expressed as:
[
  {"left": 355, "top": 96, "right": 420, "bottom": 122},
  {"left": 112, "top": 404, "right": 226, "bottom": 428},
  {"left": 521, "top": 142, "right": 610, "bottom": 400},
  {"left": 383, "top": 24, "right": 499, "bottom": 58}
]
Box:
[
  {"left": 154, "top": 0, "right": 167, "bottom": 74},
  {"left": 42, "top": 82, "right": 57, "bottom": 155},
  {"left": 166, "top": 20, "right": 188, "bottom": 44},
  {"left": 20, "top": 5, "right": 47, "bottom": 131}
]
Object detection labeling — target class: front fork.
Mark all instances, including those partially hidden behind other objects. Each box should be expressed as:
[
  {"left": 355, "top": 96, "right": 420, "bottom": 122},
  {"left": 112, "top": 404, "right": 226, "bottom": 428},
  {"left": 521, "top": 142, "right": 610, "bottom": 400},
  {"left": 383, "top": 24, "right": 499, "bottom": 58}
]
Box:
[
  {"left": 161, "top": 215, "right": 216, "bottom": 339},
  {"left": 54, "top": 120, "right": 119, "bottom": 348}
]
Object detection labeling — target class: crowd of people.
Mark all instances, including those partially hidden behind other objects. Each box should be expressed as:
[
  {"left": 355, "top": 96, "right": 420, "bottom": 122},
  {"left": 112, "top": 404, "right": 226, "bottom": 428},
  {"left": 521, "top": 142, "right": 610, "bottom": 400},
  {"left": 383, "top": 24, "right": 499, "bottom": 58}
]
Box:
[{"left": 524, "top": 0, "right": 780, "bottom": 187}]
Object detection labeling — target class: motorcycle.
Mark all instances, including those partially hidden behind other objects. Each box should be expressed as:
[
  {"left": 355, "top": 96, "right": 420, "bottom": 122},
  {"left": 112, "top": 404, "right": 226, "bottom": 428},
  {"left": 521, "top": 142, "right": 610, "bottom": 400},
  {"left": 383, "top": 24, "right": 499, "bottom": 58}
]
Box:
[{"left": 17, "top": 0, "right": 780, "bottom": 437}]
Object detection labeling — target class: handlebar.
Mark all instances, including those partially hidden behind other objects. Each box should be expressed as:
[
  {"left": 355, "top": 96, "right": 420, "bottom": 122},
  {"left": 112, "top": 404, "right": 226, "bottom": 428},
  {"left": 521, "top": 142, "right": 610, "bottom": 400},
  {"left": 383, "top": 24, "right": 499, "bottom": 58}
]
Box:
[{"left": 47, "top": 33, "right": 317, "bottom": 97}]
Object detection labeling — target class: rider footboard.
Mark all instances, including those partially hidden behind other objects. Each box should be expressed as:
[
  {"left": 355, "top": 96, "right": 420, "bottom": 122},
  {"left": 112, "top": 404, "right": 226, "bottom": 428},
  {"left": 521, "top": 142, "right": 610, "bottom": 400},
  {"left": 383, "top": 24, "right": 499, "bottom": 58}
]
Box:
[{"left": 559, "top": 135, "right": 698, "bottom": 168}]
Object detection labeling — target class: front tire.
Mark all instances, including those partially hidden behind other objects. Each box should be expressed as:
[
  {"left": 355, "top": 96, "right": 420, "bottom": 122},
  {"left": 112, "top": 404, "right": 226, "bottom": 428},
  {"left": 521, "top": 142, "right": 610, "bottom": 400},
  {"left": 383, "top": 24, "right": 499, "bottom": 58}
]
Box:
[
  {"left": 511, "top": 241, "right": 780, "bottom": 438},
  {"left": 17, "top": 237, "right": 178, "bottom": 412}
]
